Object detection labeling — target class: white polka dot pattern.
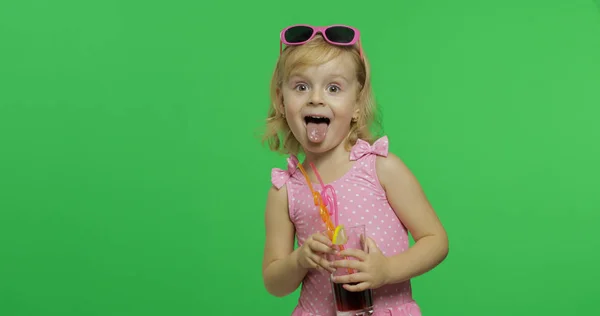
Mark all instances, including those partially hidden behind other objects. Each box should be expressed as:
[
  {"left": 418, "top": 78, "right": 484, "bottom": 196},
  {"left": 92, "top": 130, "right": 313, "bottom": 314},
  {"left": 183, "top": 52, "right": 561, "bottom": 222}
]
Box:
[{"left": 273, "top": 137, "right": 422, "bottom": 316}]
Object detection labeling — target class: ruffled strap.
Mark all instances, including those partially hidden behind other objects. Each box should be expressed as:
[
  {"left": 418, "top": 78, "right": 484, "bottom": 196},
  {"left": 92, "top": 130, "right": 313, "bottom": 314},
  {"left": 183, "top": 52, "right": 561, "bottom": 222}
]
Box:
[
  {"left": 350, "top": 136, "right": 389, "bottom": 161},
  {"left": 271, "top": 155, "right": 299, "bottom": 189}
]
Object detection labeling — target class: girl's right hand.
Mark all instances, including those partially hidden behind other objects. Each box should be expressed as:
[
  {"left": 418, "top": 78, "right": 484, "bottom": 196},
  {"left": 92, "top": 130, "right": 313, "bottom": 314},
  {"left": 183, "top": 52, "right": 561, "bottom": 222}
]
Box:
[{"left": 297, "top": 233, "right": 337, "bottom": 273}]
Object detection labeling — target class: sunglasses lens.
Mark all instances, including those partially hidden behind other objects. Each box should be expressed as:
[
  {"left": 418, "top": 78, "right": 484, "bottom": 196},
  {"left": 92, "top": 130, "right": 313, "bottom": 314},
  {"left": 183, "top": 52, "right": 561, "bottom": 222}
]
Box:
[
  {"left": 284, "top": 26, "right": 314, "bottom": 43},
  {"left": 324, "top": 26, "right": 355, "bottom": 44}
]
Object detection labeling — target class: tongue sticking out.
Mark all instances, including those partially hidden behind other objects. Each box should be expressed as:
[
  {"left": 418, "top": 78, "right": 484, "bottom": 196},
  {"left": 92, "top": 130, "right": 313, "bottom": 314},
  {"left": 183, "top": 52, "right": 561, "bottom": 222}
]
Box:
[{"left": 307, "top": 122, "right": 328, "bottom": 143}]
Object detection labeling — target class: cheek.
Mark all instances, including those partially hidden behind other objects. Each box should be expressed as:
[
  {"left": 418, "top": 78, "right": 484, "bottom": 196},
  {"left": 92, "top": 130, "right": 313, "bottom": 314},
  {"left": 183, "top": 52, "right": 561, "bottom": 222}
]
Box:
[
  {"left": 283, "top": 93, "right": 307, "bottom": 109},
  {"left": 330, "top": 96, "right": 358, "bottom": 116}
]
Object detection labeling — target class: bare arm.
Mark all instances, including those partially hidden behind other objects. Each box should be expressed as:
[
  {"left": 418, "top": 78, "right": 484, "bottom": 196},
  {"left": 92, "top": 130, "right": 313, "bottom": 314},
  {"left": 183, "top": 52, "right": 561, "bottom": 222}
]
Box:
[
  {"left": 376, "top": 153, "right": 449, "bottom": 284},
  {"left": 262, "top": 185, "right": 307, "bottom": 297}
]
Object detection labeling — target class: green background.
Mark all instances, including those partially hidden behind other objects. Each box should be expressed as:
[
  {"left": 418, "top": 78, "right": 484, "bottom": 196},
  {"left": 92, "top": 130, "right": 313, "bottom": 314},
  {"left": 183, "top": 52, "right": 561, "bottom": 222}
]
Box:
[{"left": 1, "top": 0, "right": 599, "bottom": 315}]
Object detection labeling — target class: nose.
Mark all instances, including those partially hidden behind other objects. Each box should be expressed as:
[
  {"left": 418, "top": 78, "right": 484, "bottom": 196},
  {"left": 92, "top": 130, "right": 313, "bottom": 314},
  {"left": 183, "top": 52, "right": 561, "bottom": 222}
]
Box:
[{"left": 308, "top": 90, "right": 325, "bottom": 106}]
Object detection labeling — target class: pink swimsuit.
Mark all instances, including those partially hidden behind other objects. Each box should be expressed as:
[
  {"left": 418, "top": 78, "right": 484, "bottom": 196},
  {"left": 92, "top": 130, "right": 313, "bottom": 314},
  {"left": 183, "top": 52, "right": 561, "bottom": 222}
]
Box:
[{"left": 271, "top": 136, "right": 422, "bottom": 316}]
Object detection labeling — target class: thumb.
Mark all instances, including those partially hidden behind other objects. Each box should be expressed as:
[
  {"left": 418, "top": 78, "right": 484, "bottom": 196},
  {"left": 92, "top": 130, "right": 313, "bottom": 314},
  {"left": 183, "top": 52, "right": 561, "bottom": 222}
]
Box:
[{"left": 365, "top": 237, "right": 381, "bottom": 254}]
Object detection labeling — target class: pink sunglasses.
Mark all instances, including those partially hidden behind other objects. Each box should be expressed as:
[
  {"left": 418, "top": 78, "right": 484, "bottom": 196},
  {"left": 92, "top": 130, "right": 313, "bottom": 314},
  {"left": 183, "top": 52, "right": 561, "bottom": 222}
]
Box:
[{"left": 279, "top": 24, "right": 364, "bottom": 58}]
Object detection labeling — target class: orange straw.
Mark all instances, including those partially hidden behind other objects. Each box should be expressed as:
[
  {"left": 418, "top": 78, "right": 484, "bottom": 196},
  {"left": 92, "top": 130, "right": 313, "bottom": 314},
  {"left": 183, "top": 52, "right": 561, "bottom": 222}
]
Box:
[
  {"left": 297, "top": 163, "right": 337, "bottom": 239},
  {"left": 297, "top": 162, "right": 354, "bottom": 274}
]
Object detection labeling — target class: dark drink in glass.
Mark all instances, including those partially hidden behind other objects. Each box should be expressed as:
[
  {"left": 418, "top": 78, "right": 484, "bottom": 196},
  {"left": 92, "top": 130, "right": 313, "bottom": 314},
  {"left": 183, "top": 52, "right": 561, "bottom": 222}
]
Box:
[
  {"left": 327, "top": 224, "right": 374, "bottom": 316},
  {"left": 332, "top": 281, "right": 374, "bottom": 314}
]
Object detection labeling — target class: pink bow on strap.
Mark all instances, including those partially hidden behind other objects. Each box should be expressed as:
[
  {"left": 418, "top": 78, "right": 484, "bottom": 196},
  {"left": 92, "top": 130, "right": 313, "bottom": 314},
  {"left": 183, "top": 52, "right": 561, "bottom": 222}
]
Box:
[
  {"left": 350, "top": 136, "right": 390, "bottom": 161},
  {"left": 271, "top": 155, "right": 299, "bottom": 189}
]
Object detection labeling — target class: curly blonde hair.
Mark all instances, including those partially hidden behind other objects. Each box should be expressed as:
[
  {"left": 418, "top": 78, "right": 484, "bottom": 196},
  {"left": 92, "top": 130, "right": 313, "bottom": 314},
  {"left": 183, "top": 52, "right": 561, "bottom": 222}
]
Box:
[{"left": 262, "top": 35, "right": 380, "bottom": 156}]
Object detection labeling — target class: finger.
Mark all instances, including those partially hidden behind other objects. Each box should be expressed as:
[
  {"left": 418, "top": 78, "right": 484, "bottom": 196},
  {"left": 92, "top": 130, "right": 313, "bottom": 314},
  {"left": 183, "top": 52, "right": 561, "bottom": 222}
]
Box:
[
  {"left": 311, "top": 254, "right": 335, "bottom": 273},
  {"left": 309, "top": 239, "right": 337, "bottom": 254},
  {"left": 331, "top": 272, "right": 369, "bottom": 284},
  {"left": 343, "top": 281, "right": 371, "bottom": 292},
  {"left": 306, "top": 257, "right": 321, "bottom": 270},
  {"left": 312, "top": 233, "right": 334, "bottom": 247},
  {"left": 337, "top": 248, "right": 367, "bottom": 261},
  {"left": 332, "top": 259, "right": 364, "bottom": 270}
]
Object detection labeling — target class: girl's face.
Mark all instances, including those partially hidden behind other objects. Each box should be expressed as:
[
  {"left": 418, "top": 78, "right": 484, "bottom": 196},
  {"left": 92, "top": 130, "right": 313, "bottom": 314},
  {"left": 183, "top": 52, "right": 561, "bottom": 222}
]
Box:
[{"left": 279, "top": 53, "right": 361, "bottom": 156}]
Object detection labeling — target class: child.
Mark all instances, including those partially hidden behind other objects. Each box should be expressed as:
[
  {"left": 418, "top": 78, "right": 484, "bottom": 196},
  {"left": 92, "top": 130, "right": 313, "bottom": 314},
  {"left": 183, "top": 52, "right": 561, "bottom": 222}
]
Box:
[{"left": 261, "top": 24, "right": 449, "bottom": 316}]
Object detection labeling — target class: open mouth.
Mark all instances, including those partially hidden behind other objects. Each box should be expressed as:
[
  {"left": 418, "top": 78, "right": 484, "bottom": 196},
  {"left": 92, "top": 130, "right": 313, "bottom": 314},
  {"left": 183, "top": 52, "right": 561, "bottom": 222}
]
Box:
[
  {"left": 304, "top": 115, "right": 330, "bottom": 143},
  {"left": 304, "top": 115, "right": 331, "bottom": 125}
]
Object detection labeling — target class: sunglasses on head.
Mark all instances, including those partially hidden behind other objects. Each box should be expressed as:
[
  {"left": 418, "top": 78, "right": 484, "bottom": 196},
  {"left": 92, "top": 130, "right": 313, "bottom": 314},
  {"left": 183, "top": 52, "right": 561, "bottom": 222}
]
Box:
[{"left": 279, "top": 24, "right": 363, "bottom": 58}]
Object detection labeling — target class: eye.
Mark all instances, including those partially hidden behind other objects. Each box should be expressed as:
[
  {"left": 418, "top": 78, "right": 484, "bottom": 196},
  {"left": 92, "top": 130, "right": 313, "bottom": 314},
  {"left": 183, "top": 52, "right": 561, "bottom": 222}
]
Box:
[
  {"left": 327, "top": 85, "right": 341, "bottom": 93},
  {"left": 294, "top": 83, "right": 308, "bottom": 91}
]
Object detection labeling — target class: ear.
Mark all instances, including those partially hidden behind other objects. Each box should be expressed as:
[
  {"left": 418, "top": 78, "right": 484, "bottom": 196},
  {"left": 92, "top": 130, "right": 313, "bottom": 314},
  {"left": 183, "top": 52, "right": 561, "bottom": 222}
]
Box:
[
  {"left": 352, "top": 108, "right": 360, "bottom": 122},
  {"left": 276, "top": 87, "right": 285, "bottom": 113}
]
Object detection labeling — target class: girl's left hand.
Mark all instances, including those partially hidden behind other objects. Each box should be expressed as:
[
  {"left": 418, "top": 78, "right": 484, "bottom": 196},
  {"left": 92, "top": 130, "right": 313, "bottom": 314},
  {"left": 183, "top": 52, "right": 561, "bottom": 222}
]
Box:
[{"left": 330, "top": 237, "right": 390, "bottom": 292}]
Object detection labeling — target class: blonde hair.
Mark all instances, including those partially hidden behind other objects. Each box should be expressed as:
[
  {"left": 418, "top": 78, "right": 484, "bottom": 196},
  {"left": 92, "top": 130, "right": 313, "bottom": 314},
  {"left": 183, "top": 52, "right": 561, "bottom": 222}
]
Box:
[{"left": 262, "top": 35, "right": 381, "bottom": 156}]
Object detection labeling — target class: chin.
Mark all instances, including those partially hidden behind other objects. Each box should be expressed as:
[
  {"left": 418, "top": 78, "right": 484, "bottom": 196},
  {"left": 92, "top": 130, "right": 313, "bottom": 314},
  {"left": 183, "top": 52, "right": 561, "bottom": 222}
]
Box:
[
  {"left": 303, "top": 144, "right": 330, "bottom": 154},
  {"left": 300, "top": 136, "right": 345, "bottom": 155}
]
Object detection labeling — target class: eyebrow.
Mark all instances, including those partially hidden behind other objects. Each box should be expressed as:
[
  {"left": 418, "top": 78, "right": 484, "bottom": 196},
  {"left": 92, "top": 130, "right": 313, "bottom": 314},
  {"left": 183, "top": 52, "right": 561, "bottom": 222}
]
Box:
[
  {"left": 287, "top": 72, "right": 351, "bottom": 82},
  {"left": 328, "top": 74, "right": 350, "bottom": 82}
]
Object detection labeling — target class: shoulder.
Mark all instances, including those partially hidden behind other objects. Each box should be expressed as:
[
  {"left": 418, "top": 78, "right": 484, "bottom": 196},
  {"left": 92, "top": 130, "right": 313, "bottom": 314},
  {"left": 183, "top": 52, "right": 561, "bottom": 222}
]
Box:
[
  {"left": 270, "top": 155, "right": 299, "bottom": 190},
  {"left": 267, "top": 182, "right": 288, "bottom": 204},
  {"left": 375, "top": 151, "right": 416, "bottom": 191},
  {"left": 350, "top": 135, "right": 412, "bottom": 188},
  {"left": 268, "top": 163, "right": 291, "bottom": 208},
  {"left": 264, "top": 183, "right": 291, "bottom": 227},
  {"left": 375, "top": 151, "right": 406, "bottom": 174}
]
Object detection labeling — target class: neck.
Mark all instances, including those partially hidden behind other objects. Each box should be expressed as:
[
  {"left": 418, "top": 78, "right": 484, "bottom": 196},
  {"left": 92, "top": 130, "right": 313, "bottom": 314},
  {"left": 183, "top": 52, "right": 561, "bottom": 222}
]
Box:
[{"left": 303, "top": 142, "right": 349, "bottom": 170}]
